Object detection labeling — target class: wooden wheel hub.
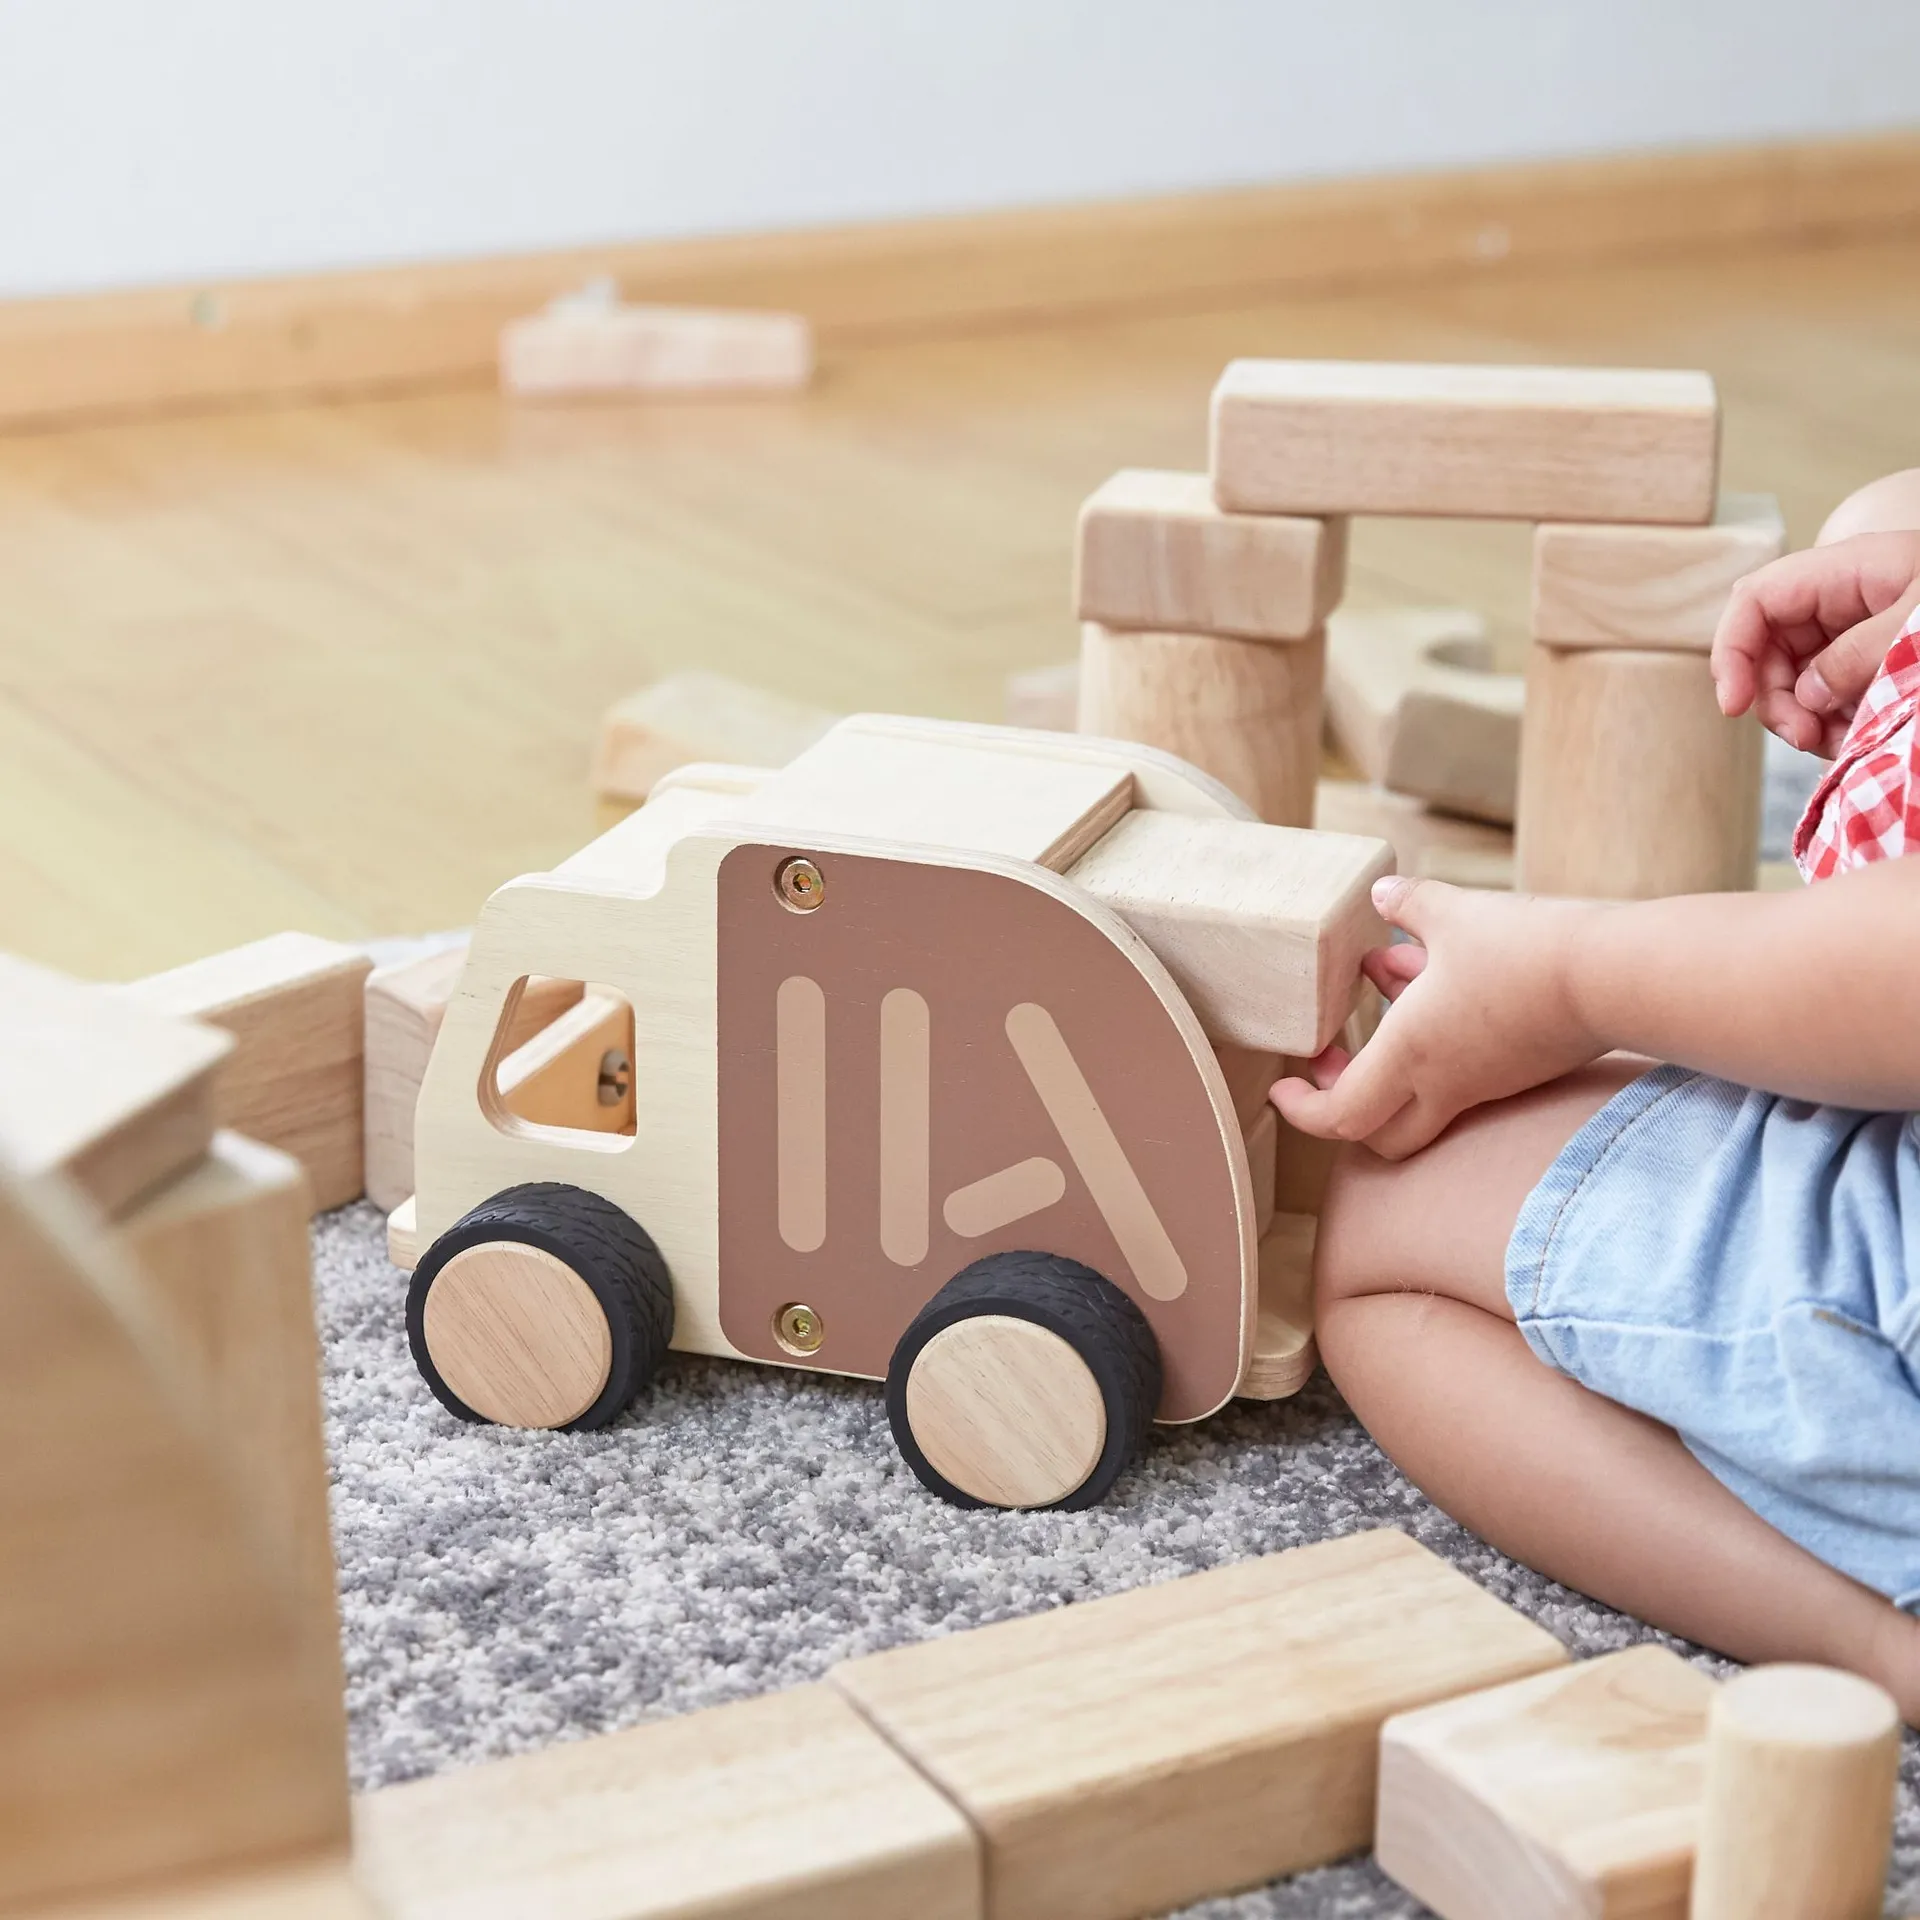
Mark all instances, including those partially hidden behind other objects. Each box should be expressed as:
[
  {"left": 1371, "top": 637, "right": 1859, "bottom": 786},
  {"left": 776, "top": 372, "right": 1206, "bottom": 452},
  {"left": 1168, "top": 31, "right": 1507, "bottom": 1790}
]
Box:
[
  {"left": 421, "top": 1240, "right": 613, "bottom": 1428},
  {"left": 903, "top": 1314, "right": 1107, "bottom": 1508}
]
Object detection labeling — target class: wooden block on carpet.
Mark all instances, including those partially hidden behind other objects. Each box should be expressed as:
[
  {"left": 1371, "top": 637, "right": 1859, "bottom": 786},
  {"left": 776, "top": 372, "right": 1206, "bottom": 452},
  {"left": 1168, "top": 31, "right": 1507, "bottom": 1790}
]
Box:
[
  {"left": 1532, "top": 492, "right": 1787, "bottom": 651},
  {"left": 594, "top": 671, "right": 840, "bottom": 814},
  {"left": 1238, "top": 1212, "right": 1316, "bottom": 1400},
  {"left": 501, "top": 302, "right": 813, "bottom": 397},
  {"left": 1075, "top": 468, "right": 1345, "bottom": 641},
  {"left": 1376, "top": 1646, "right": 1715, "bottom": 1920},
  {"left": 831, "top": 1528, "right": 1569, "bottom": 1920},
  {"left": 353, "top": 1682, "right": 981, "bottom": 1920},
  {"left": 1066, "top": 809, "right": 1392, "bottom": 1056},
  {"left": 1324, "top": 607, "right": 1523, "bottom": 826},
  {"left": 1210, "top": 360, "right": 1720, "bottom": 524},
  {"left": 0, "top": 953, "right": 229, "bottom": 1218},
  {"left": 122, "top": 932, "right": 373, "bottom": 1211}
]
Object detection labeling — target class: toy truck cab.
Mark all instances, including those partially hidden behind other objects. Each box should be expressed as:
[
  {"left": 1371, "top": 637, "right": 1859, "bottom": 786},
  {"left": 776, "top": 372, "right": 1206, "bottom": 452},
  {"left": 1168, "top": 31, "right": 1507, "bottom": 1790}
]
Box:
[{"left": 394, "top": 715, "right": 1390, "bottom": 1509}]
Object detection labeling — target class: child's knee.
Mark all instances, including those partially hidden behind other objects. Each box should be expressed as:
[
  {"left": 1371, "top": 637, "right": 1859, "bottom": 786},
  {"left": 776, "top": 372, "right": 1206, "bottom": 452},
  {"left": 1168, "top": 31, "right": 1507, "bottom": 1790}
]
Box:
[{"left": 1819, "top": 468, "right": 1920, "bottom": 544}]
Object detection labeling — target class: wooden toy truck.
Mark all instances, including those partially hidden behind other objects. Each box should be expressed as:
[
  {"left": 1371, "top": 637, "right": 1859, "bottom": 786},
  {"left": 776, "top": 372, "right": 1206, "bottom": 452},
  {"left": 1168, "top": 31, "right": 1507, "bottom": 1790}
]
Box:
[{"left": 390, "top": 715, "right": 1390, "bottom": 1510}]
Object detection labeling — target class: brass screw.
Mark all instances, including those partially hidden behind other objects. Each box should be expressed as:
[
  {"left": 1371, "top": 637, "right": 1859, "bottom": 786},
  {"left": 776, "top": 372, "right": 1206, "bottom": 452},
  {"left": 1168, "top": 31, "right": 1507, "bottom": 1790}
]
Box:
[
  {"left": 775, "top": 855, "right": 826, "bottom": 913},
  {"left": 774, "top": 1302, "right": 824, "bottom": 1355},
  {"left": 596, "top": 1048, "right": 631, "bottom": 1107}
]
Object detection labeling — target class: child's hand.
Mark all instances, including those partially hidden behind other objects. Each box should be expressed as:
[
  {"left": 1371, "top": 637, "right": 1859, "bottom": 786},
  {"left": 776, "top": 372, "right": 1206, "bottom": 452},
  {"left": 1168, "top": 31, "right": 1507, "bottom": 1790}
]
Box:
[
  {"left": 1711, "top": 533, "right": 1920, "bottom": 756},
  {"left": 1272, "top": 878, "right": 1606, "bottom": 1159}
]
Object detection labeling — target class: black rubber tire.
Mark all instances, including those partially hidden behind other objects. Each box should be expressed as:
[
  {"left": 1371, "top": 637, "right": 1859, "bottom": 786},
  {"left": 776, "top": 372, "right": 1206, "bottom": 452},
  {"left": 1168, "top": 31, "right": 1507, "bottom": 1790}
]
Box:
[
  {"left": 407, "top": 1182, "right": 674, "bottom": 1431},
  {"left": 886, "top": 1251, "right": 1161, "bottom": 1511}
]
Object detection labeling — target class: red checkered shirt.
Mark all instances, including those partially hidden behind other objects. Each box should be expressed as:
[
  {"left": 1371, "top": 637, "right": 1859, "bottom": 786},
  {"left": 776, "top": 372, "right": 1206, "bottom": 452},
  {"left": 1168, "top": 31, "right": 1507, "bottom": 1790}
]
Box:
[{"left": 1793, "top": 607, "right": 1920, "bottom": 882}]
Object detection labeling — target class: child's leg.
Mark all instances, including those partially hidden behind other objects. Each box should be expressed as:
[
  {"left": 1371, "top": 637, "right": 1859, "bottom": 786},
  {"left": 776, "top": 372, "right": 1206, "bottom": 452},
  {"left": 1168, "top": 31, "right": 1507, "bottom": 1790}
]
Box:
[
  {"left": 1313, "top": 1057, "right": 1920, "bottom": 1717},
  {"left": 1819, "top": 466, "right": 1920, "bottom": 543}
]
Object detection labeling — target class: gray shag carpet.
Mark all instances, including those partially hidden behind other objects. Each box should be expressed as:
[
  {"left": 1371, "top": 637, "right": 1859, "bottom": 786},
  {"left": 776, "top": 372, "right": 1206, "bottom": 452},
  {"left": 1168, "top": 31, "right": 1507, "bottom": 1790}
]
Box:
[{"left": 314, "top": 1199, "right": 1920, "bottom": 1918}]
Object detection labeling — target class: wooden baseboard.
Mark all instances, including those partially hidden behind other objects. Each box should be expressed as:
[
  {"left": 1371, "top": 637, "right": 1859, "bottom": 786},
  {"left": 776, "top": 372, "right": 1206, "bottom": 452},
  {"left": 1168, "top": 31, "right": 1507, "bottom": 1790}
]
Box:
[{"left": 4, "top": 130, "right": 1919, "bottom": 430}]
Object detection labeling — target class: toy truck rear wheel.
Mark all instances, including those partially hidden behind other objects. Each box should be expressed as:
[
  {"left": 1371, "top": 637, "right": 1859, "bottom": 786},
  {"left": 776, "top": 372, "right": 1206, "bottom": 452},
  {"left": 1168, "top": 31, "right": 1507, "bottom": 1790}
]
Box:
[
  {"left": 407, "top": 1182, "right": 674, "bottom": 1431},
  {"left": 886, "top": 1252, "right": 1162, "bottom": 1511}
]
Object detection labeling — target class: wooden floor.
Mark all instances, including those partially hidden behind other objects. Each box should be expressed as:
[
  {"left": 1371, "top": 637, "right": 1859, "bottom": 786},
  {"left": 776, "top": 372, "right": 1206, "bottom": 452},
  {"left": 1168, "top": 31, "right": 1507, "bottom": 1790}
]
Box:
[{"left": 5, "top": 229, "right": 1916, "bottom": 978}]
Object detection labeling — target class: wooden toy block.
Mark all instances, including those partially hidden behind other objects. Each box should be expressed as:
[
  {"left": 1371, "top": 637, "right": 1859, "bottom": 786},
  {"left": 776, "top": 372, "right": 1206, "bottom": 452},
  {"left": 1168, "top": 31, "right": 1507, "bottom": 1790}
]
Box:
[
  {"left": 121, "top": 931, "right": 373, "bottom": 1211},
  {"left": 1209, "top": 360, "right": 1720, "bottom": 524},
  {"left": 1689, "top": 1665, "right": 1899, "bottom": 1920},
  {"left": 830, "top": 1528, "right": 1567, "bottom": 1920},
  {"left": 1074, "top": 469, "right": 1346, "bottom": 641},
  {"left": 495, "top": 988, "right": 636, "bottom": 1133},
  {"left": 1315, "top": 779, "right": 1515, "bottom": 887},
  {"left": 1375, "top": 1646, "right": 1716, "bottom": 1920},
  {"left": 735, "top": 721, "right": 1135, "bottom": 872},
  {"left": 0, "top": 1156, "right": 348, "bottom": 1912},
  {"left": 1237, "top": 1212, "right": 1317, "bottom": 1399},
  {"left": 1067, "top": 809, "right": 1392, "bottom": 1055},
  {"left": 1079, "top": 621, "right": 1324, "bottom": 826},
  {"left": 500, "top": 300, "right": 813, "bottom": 399},
  {"left": 114, "top": 1131, "right": 343, "bottom": 1703},
  {"left": 1324, "top": 607, "right": 1524, "bottom": 826},
  {"left": 0, "top": 952, "right": 229, "bottom": 1218},
  {"left": 36, "top": 1858, "right": 376, "bottom": 1920},
  {"left": 593, "top": 671, "right": 839, "bottom": 821},
  {"left": 1532, "top": 492, "right": 1787, "bottom": 651},
  {"left": 354, "top": 1682, "right": 981, "bottom": 1920},
  {"left": 1004, "top": 659, "right": 1081, "bottom": 732},
  {"left": 1517, "top": 645, "right": 1763, "bottom": 898}
]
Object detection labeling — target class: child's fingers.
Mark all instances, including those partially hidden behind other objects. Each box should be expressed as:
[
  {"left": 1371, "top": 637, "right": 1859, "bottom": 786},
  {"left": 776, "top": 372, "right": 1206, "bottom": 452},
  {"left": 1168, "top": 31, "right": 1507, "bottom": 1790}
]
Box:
[
  {"left": 1361, "top": 943, "right": 1426, "bottom": 1001},
  {"left": 1797, "top": 590, "right": 1920, "bottom": 724},
  {"left": 1271, "top": 1039, "right": 1410, "bottom": 1143}
]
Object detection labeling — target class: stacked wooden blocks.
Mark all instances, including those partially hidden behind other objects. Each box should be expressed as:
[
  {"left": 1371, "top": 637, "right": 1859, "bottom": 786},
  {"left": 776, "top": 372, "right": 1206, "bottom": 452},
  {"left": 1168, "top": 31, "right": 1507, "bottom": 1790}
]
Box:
[{"left": 1069, "top": 359, "right": 1781, "bottom": 900}]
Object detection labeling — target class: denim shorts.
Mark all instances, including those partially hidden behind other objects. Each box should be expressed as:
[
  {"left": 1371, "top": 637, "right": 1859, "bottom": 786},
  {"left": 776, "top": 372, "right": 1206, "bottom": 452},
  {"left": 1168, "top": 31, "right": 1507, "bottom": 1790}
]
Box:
[{"left": 1506, "top": 1064, "right": 1920, "bottom": 1609}]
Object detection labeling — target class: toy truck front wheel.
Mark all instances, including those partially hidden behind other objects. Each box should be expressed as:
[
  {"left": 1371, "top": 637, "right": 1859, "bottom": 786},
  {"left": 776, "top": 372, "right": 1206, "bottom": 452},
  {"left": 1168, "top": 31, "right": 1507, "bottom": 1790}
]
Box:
[
  {"left": 886, "top": 1252, "right": 1162, "bottom": 1511},
  {"left": 407, "top": 1183, "right": 674, "bottom": 1431}
]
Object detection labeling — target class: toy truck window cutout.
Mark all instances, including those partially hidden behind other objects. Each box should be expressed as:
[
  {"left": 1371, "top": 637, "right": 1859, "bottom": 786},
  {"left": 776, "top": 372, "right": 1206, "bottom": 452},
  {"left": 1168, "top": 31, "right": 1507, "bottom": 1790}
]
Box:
[{"left": 390, "top": 716, "right": 1390, "bottom": 1510}]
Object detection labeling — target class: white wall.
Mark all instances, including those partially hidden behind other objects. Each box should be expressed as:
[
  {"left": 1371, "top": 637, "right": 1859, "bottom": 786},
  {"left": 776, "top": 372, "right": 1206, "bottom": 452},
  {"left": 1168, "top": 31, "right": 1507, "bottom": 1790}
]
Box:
[{"left": 1, "top": 0, "right": 1915, "bottom": 299}]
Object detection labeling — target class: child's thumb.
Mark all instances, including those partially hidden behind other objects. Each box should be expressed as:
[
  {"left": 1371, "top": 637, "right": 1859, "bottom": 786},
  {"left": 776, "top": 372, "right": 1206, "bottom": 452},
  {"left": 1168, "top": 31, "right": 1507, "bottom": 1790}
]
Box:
[
  {"left": 1371, "top": 873, "right": 1445, "bottom": 936},
  {"left": 1797, "top": 599, "right": 1914, "bottom": 717}
]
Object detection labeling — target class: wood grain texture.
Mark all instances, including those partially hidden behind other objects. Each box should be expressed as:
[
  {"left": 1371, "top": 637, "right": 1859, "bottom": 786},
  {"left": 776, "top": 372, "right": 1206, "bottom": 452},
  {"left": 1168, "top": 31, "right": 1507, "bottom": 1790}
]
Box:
[
  {"left": 904, "top": 1315, "right": 1109, "bottom": 1508},
  {"left": 831, "top": 1528, "right": 1569, "bottom": 1920},
  {"left": 121, "top": 930, "right": 373, "bottom": 1210},
  {"left": 4, "top": 131, "right": 1917, "bottom": 427},
  {"left": 1066, "top": 808, "right": 1392, "bottom": 1056},
  {"left": 0, "top": 1157, "right": 348, "bottom": 1911},
  {"left": 1531, "top": 491, "right": 1787, "bottom": 650},
  {"left": 0, "top": 953, "right": 229, "bottom": 1217},
  {"left": 501, "top": 304, "right": 813, "bottom": 397},
  {"left": 1079, "top": 623, "right": 1325, "bottom": 827},
  {"left": 1689, "top": 1665, "right": 1899, "bottom": 1920},
  {"left": 594, "top": 672, "right": 839, "bottom": 810},
  {"left": 1376, "top": 1646, "right": 1715, "bottom": 1920},
  {"left": 113, "top": 1131, "right": 343, "bottom": 1716},
  {"left": 363, "top": 945, "right": 469, "bottom": 1213},
  {"left": 1237, "top": 1211, "right": 1316, "bottom": 1400},
  {"left": 421, "top": 1241, "right": 615, "bottom": 1428},
  {"left": 31, "top": 1858, "right": 377, "bottom": 1920},
  {"left": 1517, "top": 645, "right": 1763, "bottom": 898},
  {"left": 1211, "top": 360, "right": 1720, "bottom": 523},
  {"left": 353, "top": 1681, "right": 982, "bottom": 1920},
  {"left": 1324, "top": 607, "right": 1523, "bottom": 826},
  {"left": 1074, "top": 469, "right": 1345, "bottom": 641}
]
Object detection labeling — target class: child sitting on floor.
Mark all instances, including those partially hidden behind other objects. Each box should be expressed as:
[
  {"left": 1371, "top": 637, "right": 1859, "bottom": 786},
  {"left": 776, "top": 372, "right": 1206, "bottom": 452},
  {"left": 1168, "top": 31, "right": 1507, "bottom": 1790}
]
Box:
[{"left": 1282, "top": 469, "right": 1920, "bottom": 1718}]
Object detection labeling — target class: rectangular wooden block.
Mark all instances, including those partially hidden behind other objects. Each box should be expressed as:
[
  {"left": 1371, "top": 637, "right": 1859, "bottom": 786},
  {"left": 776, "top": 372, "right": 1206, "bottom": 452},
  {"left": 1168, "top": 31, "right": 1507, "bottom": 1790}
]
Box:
[
  {"left": 353, "top": 1682, "right": 982, "bottom": 1920},
  {"left": 832, "top": 1529, "right": 1569, "bottom": 1920},
  {"left": 1210, "top": 360, "right": 1720, "bottom": 524},
  {"left": 0, "top": 953, "right": 229, "bottom": 1217},
  {"left": 1238, "top": 1212, "right": 1317, "bottom": 1400},
  {"left": 1377, "top": 1646, "right": 1716, "bottom": 1920},
  {"left": 1067, "top": 810, "right": 1393, "bottom": 1056},
  {"left": 363, "top": 946, "right": 469, "bottom": 1214},
  {"left": 738, "top": 724, "right": 1134, "bottom": 873},
  {"left": 501, "top": 303, "right": 814, "bottom": 397},
  {"left": 1531, "top": 492, "right": 1788, "bottom": 650},
  {"left": 28, "top": 1858, "right": 376, "bottom": 1920},
  {"left": 114, "top": 1131, "right": 341, "bottom": 1672},
  {"left": 122, "top": 932, "right": 373, "bottom": 1212},
  {"left": 1075, "top": 468, "right": 1346, "bottom": 641},
  {"left": 593, "top": 671, "right": 839, "bottom": 811}
]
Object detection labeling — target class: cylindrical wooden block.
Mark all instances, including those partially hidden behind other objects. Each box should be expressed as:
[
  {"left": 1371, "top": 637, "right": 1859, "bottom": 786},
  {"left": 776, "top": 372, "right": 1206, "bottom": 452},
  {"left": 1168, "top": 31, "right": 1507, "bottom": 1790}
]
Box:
[
  {"left": 1689, "top": 1664, "right": 1899, "bottom": 1920},
  {"left": 1516, "top": 642, "right": 1762, "bottom": 898},
  {"left": 1078, "top": 622, "right": 1323, "bottom": 826}
]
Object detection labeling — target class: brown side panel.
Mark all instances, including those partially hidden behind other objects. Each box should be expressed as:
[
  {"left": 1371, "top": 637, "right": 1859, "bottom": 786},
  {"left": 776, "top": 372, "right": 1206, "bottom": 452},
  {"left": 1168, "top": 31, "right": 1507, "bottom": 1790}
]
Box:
[{"left": 716, "top": 844, "right": 1244, "bottom": 1421}]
